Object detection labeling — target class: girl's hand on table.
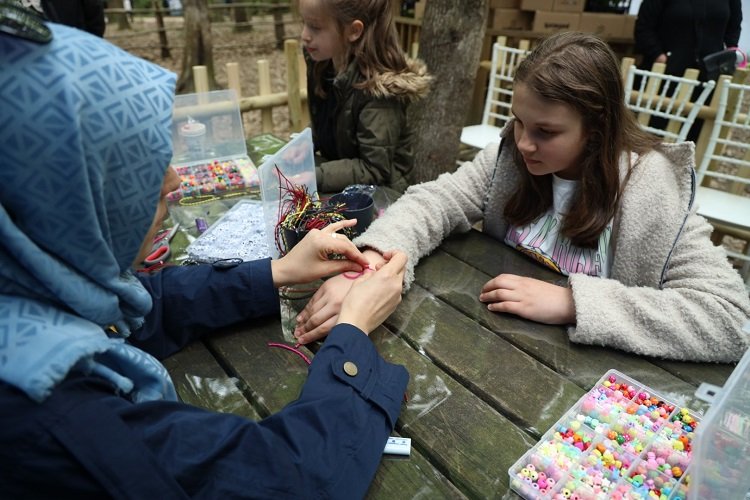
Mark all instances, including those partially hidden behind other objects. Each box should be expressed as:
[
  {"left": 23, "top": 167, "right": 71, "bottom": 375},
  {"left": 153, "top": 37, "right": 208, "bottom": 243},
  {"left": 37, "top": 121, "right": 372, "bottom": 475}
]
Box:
[
  {"left": 479, "top": 274, "right": 576, "bottom": 325},
  {"left": 294, "top": 273, "right": 354, "bottom": 344}
]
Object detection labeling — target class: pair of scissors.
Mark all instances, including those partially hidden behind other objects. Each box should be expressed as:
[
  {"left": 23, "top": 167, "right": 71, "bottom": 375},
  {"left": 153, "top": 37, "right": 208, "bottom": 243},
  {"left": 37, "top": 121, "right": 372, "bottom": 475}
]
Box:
[{"left": 143, "top": 223, "right": 180, "bottom": 267}]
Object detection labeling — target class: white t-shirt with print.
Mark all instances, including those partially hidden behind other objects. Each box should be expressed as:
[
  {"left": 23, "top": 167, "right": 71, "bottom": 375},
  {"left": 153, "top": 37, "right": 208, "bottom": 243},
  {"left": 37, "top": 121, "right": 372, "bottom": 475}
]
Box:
[{"left": 504, "top": 175, "right": 613, "bottom": 278}]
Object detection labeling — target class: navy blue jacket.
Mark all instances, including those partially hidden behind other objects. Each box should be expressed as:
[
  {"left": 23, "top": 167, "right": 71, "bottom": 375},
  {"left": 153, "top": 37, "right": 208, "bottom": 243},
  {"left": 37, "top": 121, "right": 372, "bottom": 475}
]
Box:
[{"left": 0, "top": 259, "right": 409, "bottom": 499}]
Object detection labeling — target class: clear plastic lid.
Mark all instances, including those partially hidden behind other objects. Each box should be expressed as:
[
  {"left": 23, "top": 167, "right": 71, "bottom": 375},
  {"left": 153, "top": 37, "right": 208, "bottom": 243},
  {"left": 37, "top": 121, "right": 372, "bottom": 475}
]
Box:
[{"left": 171, "top": 90, "right": 247, "bottom": 165}]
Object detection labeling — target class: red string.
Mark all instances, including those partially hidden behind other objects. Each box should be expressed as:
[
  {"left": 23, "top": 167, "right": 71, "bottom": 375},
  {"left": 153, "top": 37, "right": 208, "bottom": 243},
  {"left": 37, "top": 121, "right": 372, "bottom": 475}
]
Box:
[
  {"left": 267, "top": 342, "right": 312, "bottom": 365},
  {"left": 273, "top": 166, "right": 348, "bottom": 255}
]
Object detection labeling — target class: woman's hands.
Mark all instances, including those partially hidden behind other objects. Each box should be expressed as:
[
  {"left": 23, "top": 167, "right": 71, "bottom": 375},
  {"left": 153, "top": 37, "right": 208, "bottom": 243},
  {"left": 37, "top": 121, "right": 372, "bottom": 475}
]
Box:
[
  {"left": 336, "top": 251, "right": 407, "bottom": 335},
  {"left": 270, "top": 219, "right": 369, "bottom": 287},
  {"left": 294, "top": 248, "right": 388, "bottom": 344},
  {"left": 479, "top": 274, "right": 576, "bottom": 325}
]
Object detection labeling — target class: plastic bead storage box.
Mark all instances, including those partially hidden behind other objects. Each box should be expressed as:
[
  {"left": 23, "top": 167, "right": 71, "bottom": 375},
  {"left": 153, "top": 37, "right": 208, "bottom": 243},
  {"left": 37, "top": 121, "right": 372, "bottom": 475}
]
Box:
[
  {"left": 689, "top": 342, "right": 750, "bottom": 499},
  {"left": 509, "top": 370, "right": 700, "bottom": 499},
  {"left": 167, "top": 90, "right": 260, "bottom": 203}
]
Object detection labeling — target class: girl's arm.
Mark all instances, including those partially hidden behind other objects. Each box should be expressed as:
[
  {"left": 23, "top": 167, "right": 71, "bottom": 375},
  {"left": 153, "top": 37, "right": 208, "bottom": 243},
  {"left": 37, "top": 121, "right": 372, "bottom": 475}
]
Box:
[
  {"left": 294, "top": 143, "right": 500, "bottom": 343},
  {"left": 354, "top": 142, "right": 501, "bottom": 289},
  {"left": 568, "top": 212, "right": 750, "bottom": 362}
]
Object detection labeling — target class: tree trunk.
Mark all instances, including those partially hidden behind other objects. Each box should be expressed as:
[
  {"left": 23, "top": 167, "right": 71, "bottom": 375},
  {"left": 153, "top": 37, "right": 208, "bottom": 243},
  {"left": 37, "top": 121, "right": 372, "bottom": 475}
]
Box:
[
  {"left": 409, "top": 0, "right": 488, "bottom": 184},
  {"left": 177, "top": 0, "right": 220, "bottom": 92},
  {"left": 272, "top": 0, "right": 285, "bottom": 50},
  {"left": 230, "top": 0, "right": 252, "bottom": 33},
  {"left": 109, "top": 0, "right": 131, "bottom": 30},
  {"left": 151, "top": 0, "right": 171, "bottom": 59}
]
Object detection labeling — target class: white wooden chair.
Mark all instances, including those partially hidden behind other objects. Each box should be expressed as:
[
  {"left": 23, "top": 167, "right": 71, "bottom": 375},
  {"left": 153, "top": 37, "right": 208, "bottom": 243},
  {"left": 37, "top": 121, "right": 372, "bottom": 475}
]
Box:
[
  {"left": 460, "top": 41, "right": 529, "bottom": 150},
  {"left": 694, "top": 76, "right": 750, "bottom": 286},
  {"left": 624, "top": 63, "right": 716, "bottom": 143}
]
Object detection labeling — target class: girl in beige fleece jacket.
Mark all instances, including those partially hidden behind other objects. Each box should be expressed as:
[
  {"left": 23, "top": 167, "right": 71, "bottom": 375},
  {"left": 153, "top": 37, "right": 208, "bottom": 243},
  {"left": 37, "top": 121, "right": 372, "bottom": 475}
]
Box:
[{"left": 293, "top": 32, "right": 750, "bottom": 363}]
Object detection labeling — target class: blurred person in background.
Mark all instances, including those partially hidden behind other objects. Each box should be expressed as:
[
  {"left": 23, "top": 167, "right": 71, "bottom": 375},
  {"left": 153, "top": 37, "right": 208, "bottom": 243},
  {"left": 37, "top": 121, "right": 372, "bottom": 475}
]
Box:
[{"left": 635, "top": 0, "right": 742, "bottom": 141}]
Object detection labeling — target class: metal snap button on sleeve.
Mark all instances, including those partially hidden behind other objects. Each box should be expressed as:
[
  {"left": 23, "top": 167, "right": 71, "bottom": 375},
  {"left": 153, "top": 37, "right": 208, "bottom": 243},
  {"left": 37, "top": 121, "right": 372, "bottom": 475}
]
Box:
[{"left": 343, "top": 361, "right": 358, "bottom": 377}]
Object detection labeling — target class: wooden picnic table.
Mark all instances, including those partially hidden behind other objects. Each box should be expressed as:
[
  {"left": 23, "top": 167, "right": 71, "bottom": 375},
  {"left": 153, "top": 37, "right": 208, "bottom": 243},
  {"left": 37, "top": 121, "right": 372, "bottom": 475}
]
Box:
[{"left": 162, "top": 220, "right": 737, "bottom": 499}]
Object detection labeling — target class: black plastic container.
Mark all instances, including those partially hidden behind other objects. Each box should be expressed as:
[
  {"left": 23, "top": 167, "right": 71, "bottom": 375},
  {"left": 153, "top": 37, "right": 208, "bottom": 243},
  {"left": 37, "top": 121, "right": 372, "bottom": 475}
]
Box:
[
  {"left": 281, "top": 227, "right": 309, "bottom": 253},
  {"left": 327, "top": 192, "right": 375, "bottom": 237}
]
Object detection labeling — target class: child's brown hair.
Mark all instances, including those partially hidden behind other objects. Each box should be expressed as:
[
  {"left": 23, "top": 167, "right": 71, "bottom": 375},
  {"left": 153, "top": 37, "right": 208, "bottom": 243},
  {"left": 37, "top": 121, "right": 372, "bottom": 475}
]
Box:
[
  {"left": 306, "top": 0, "right": 409, "bottom": 97},
  {"left": 504, "top": 32, "right": 661, "bottom": 248}
]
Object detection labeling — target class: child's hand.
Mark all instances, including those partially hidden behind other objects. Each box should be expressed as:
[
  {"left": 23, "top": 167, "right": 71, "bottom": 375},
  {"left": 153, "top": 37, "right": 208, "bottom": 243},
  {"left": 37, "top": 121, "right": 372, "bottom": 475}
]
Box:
[
  {"left": 294, "top": 273, "right": 355, "bottom": 344},
  {"left": 479, "top": 274, "right": 576, "bottom": 325}
]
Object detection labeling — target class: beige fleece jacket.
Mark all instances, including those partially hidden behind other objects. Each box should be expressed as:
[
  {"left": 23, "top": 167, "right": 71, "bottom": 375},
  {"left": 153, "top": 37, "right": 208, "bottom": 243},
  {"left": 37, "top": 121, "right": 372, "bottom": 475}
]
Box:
[{"left": 354, "top": 141, "right": 750, "bottom": 362}]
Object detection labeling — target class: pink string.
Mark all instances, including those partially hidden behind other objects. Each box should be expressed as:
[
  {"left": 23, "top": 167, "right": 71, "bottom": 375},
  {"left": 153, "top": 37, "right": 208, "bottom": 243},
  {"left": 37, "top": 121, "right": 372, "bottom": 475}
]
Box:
[
  {"left": 267, "top": 342, "right": 312, "bottom": 365},
  {"left": 343, "top": 264, "right": 376, "bottom": 280}
]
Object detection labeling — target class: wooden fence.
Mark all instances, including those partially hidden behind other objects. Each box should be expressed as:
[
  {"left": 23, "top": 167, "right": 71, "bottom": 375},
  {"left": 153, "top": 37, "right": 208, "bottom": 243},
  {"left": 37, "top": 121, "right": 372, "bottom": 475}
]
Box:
[
  {"left": 189, "top": 38, "right": 308, "bottom": 135},
  {"left": 185, "top": 34, "right": 749, "bottom": 162}
]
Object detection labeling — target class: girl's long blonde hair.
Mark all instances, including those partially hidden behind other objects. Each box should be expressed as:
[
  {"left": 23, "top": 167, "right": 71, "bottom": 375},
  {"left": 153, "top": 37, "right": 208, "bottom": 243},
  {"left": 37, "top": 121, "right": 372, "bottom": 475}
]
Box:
[
  {"left": 308, "top": 0, "right": 408, "bottom": 97},
  {"left": 503, "top": 32, "right": 661, "bottom": 248}
]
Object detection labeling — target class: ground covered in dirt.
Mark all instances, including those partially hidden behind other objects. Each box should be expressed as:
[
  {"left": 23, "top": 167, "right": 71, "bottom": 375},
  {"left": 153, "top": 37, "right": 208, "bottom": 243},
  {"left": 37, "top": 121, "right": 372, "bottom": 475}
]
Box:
[{"left": 105, "top": 12, "right": 300, "bottom": 138}]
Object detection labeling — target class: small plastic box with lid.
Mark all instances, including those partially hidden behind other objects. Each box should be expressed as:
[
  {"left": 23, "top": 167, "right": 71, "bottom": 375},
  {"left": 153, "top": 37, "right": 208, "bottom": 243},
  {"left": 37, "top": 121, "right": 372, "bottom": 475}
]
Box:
[
  {"left": 256, "top": 128, "right": 317, "bottom": 259},
  {"left": 168, "top": 89, "right": 259, "bottom": 202},
  {"left": 690, "top": 321, "right": 750, "bottom": 499},
  {"left": 508, "top": 321, "right": 750, "bottom": 499},
  {"left": 509, "top": 368, "right": 700, "bottom": 499}
]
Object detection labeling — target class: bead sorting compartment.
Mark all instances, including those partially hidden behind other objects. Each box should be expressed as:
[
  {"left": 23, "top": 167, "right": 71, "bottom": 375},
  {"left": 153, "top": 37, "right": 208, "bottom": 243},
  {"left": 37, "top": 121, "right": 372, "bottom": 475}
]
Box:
[
  {"left": 166, "top": 157, "right": 259, "bottom": 202},
  {"left": 509, "top": 370, "right": 700, "bottom": 500}
]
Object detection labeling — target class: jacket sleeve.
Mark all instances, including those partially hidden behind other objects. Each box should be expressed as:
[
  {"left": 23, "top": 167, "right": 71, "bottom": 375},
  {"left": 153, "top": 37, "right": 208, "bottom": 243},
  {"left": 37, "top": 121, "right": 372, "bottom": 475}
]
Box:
[
  {"left": 354, "top": 143, "right": 500, "bottom": 289},
  {"left": 634, "top": 0, "right": 666, "bottom": 65},
  {"left": 83, "top": 0, "right": 105, "bottom": 37},
  {"left": 315, "top": 99, "right": 406, "bottom": 193},
  {"left": 568, "top": 211, "right": 750, "bottom": 362},
  {"left": 725, "top": 0, "right": 742, "bottom": 47},
  {"left": 2, "top": 324, "right": 408, "bottom": 499},
  {"left": 129, "top": 259, "right": 280, "bottom": 359},
  {"left": 259, "top": 323, "right": 409, "bottom": 498}
]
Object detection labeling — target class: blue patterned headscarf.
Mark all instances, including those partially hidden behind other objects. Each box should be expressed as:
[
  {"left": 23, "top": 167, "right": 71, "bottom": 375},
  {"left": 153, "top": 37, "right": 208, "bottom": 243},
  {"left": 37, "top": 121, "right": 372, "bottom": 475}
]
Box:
[{"left": 0, "top": 23, "right": 178, "bottom": 402}]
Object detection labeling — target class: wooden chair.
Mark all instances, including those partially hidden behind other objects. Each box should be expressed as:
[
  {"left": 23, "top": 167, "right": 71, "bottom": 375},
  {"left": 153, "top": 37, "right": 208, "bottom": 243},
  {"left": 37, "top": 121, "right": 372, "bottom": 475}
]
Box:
[
  {"left": 624, "top": 63, "right": 715, "bottom": 143},
  {"left": 460, "top": 41, "right": 529, "bottom": 150},
  {"left": 694, "top": 76, "right": 750, "bottom": 286}
]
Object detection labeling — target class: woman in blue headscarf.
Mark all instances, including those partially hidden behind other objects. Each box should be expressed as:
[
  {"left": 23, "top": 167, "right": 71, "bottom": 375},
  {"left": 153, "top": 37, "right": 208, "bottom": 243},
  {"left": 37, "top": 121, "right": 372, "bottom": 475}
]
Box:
[{"left": 0, "top": 11, "right": 409, "bottom": 498}]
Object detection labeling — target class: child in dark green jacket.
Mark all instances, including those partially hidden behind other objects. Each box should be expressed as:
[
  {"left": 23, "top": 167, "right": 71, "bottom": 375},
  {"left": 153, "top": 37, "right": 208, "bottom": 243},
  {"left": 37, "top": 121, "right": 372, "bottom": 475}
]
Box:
[{"left": 300, "top": 0, "right": 431, "bottom": 193}]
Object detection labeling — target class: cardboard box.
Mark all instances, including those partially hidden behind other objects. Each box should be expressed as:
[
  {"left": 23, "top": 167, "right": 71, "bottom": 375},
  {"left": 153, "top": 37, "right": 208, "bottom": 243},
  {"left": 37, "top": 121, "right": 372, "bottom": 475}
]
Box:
[
  {"left": 553, "top": 0, "right": 584, "bottom": 12},
  {"left": 520, "top": 0, "right": 554, "bottom": 11},
  {"left": 622, "top": 14, "right": 637, "bottom": 39},
  {"left": 413, "top": 0, "right": 426, "bottom": 19},
  {"left": 578, "top": 12, "right": 625, "bottom": 38},
  {"left": 392, "top": 0, "right": 400, "bottom": 16},
  {"left": 490, "top": 0, "right": 520, "bottom": 8},
  {"left": 492, "top": 8, "right": 534, "bottom": 30},
  {"left": 532, "top": 11, "right": 580, "bottom": 33}
]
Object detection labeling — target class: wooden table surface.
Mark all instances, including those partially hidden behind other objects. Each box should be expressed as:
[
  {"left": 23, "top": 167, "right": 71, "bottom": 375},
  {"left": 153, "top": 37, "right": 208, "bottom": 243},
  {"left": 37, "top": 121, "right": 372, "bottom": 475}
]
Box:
[{"left": 163, "top": 227, "right": 736, "bottom": 499}]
